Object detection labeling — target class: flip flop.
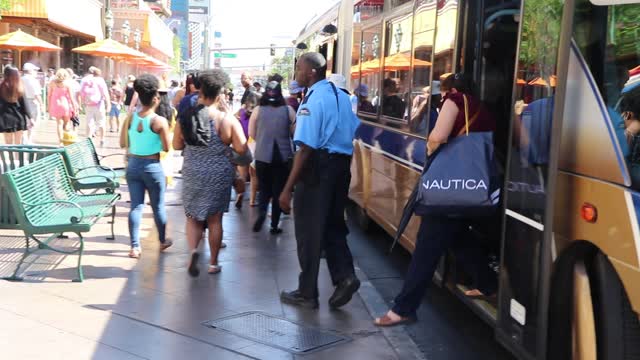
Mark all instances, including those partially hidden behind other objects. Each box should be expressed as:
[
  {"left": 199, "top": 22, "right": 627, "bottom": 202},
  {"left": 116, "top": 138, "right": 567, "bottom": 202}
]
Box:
[
  {"left": 464, "top": 289, "right": 497, "bottom": 304},
  {"left": 373, "top": 312, "right": 415, "bottom": 327},
  {"left": 208, "top": 265, "right": 222, "bottom": 274}
]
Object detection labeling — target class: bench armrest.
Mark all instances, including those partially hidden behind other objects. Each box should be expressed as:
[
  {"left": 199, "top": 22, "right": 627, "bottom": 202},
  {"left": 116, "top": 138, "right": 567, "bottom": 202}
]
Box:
[
  {"left": 23, "top": 200, "right": 85, "bottom": 224},
  {"left": 98, "top": 152, "right": 126, "bottom": 160},
  {"left": 75, "top": 165, "right": 117, "bottom": 179}
]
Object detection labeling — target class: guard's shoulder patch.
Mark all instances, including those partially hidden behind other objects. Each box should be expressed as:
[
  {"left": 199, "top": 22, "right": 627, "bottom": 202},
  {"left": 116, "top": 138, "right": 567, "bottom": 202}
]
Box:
[{"left": 298, "top": 108, "right": 311, "bottom": 116}]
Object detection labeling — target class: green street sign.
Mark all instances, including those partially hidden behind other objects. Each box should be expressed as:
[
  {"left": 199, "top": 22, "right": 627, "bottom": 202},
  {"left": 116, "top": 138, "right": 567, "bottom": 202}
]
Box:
[{"left": 214, "top": 53, "right": 237, "bottom": 58}]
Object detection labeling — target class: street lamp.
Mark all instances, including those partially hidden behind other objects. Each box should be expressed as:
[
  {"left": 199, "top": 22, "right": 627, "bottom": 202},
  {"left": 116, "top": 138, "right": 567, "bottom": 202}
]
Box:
[
  {"left": 394, "top": 25, "right": 403, "bottom": 53},
  {"left": 122, "top": 20, "right": 131, "bottom": 45},
  {"left": 133, "top": 28, "right": 142, "bottom": 50},
  {"left": 104, "top": 9, "right": 114, "bottom": 39}
]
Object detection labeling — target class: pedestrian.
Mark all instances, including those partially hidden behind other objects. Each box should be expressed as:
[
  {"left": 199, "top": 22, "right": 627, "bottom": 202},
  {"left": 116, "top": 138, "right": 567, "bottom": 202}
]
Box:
[
  {"left": 109, "top": 79, "right": 124, "bottom": 133},
  {"left": 286, "top": 80, "right": 303, "bottom": 112},
  {"left": 119, "top": 73, "right": 173, "bottom": 259},
  {"left": 176, "top": 72, "right": 200, "bottom": 116},
  {"left": 253, "top": 81, "right": 263, "bottom": 94},
  {"left": 0, "top": 66, "right": 32, "bottom": 144},
  {"left": 235, "top": 90, "right": 260, "bottom": 207},
  {"left": 155, "top": 88, "right": 177, "bottom": 188},
  {"left": 124, "top": 75, "right": 136, "bottom": 111},
  {"left": 249, "top": 81, "right": 295, "bottom": 234},
  {"left": 172, "top": 69, "right": 248, "bottom": 276},
  {"left": 21, "top": 62, "right": 43, "bottom": 143},
  {"left": 268, "top": 73, "right": 284, "bottom": 83},
  {"left": 168, "top": 79, "right": 180, "bottom": 105},
  {"left": 65, "top": 68, "right": 82, "bottom": 112},
  {"left": 240, "top": 72, "right": 257, "bottom": 105},
  {"left": 373, "top": 73, "right": 497, "bottom": 327},
  {"left": 48, "top": 69, "right": 78, "bottom": 145},
  {"left": 80, "top": 66, "right": 110, "bottom": 146},
  {"left": 278, "top": 53, "right": 361, "bottom": 309}
]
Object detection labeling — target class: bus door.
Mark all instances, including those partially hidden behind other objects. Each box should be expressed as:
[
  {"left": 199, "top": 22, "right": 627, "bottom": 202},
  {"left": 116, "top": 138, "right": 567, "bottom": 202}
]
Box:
[{"left": 495, "top": 0, "right": 575, "bottom": 358}]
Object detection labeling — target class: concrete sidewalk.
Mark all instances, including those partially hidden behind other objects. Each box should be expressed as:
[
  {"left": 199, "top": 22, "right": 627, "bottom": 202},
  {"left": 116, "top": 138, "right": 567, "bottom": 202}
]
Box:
[{"left": 0, "top": 118, "right": 423, "bottom": 359}]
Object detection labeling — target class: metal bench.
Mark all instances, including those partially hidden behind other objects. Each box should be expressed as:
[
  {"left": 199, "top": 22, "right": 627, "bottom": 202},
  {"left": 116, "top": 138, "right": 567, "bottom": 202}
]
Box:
[
  {"left": 1, "top": 154, "right": 121, "bottom": 282},
  {"left": 64, "top": 139, "right": 125, "bottom": 193}
]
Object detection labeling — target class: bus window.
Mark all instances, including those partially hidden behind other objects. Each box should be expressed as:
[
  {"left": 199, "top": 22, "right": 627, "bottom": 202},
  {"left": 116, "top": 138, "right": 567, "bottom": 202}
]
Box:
[
  {"left": 433, "top": 0, "right": 459, "bottom": 83},
  {"left": 571, "top": 2, "right": 640, "bottom": 188},
  {"left": 389, "top": 0, "right": 412, "bottom": 8},
  {"left": 358, "top": 24, "right": 382, "bottom": 119},
  {"left": 381, "top": 14, "right": 413, "bottom": 125},
  {"left": 351, "top": 26, "right": 363, "bottom": 95},
  {"left": 409, "top": 0, "right": 437, "bottom": 137}
]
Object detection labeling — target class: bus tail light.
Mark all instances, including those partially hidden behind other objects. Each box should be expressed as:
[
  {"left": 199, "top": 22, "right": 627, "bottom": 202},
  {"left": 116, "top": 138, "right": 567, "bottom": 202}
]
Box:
[{"left": 581, "top": 203, "right": 598, "bottom": 223}]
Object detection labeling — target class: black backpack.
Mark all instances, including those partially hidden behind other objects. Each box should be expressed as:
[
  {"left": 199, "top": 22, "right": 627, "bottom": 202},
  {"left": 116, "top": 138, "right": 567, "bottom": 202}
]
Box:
[{"left": 179, "top": 104, "right": 210, "bottom": 146}]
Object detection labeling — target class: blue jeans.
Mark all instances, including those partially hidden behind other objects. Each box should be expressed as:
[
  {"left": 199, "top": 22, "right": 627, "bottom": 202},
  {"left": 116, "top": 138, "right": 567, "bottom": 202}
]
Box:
[{"left": 126, "top": 157, "right": 167, "bottom": 248}]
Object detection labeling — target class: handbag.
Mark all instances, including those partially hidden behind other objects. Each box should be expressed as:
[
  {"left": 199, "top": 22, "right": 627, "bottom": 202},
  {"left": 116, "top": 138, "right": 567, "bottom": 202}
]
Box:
[
  {"left": 414, "top": 95, "right": 500, "bottom": 216},
  {"left": 230, "top": 147, "right": 253, "bottom": 166}
]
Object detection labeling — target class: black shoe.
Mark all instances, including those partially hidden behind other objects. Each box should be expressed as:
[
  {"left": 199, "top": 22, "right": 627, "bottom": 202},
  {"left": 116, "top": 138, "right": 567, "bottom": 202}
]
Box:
[
  {"left": 280, "top": 290, "right": 319, "bottom": 309},
  {"left": 188, "top": 252, "right": 200, "bottom": 277},
  {"left": 270, "top": 227, "right": 283, "bottom": 234},
  {"left": 329, "top": 276, "right": 361, "bottom": 309},
  {"left": 253, "top": 214, "right": 266, "bottom": 232}
]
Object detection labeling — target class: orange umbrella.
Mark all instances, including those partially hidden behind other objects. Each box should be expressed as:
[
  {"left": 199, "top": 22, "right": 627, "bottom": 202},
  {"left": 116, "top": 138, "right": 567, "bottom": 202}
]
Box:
[
  {"left": 0, "top": 29, "right": 61, "bottom": 67},
  {"left": 529, "top": 76, "right": 557, "bottom": 87},
  {"left": 516, "top": 78, "right": 527, "bottom": 85},
  {"left": 361, "top": 58, "right": 381, "bottom": 71},
  {"left": 72, "top": 38, "right": 144, "bottom": 60},
  {"left": 383, "top": 53, "right": 431, "bottom": 71}
]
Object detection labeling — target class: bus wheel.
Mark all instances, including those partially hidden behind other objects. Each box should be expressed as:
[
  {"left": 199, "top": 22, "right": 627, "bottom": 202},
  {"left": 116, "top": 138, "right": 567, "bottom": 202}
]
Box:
[{"left": 548, "top": 242, "right": 640, "bottom": 360}]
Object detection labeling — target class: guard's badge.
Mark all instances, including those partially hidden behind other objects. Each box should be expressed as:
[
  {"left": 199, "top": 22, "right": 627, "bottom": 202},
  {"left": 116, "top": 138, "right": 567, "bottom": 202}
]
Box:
[{"left": 298, "top": 108, "right": 311, "bottom": 116}]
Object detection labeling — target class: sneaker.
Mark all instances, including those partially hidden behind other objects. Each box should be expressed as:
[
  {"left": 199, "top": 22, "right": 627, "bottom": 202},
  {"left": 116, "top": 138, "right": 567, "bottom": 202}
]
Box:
[
  {"left": 280, "top": 290, "right": 319, "bottom": 309},
  {"left": 270, "top": 228, "right": 283, "bottom": 235},
  {"left": 160, "top": 239, "right": 173, "bottom": 252}
]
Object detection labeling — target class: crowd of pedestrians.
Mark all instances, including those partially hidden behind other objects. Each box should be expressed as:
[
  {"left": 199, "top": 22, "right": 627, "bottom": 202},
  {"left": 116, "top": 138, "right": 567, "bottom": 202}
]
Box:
[{"left": 0, "top": 51, "right": 365, "bottom": 313}]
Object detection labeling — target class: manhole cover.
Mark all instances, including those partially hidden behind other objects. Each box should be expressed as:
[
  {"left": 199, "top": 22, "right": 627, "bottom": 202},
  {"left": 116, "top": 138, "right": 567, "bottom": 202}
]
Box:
[{"left": 203, "top": 311, "right": 350, "bottom": 354}]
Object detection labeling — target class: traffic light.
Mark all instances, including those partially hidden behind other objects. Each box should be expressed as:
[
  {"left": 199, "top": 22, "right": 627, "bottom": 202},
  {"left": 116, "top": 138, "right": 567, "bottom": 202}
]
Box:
[{"left": 270, "top": 44, "right": 276, "bottom": 56}]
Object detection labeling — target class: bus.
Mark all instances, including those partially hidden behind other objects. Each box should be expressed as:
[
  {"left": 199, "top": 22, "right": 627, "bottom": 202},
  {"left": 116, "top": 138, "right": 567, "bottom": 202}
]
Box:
[{"left": 297, "top": 0, "right": 640, "bottom": 359}]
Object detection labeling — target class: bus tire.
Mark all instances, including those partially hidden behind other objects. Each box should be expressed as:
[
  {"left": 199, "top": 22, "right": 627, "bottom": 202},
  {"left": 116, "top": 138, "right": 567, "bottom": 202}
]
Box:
[
  {"left": 590, "top": 252, "right": 640, "bottom": 360},
  {"left": 547, "top": 241, "right": 640, "bottom": 360}
]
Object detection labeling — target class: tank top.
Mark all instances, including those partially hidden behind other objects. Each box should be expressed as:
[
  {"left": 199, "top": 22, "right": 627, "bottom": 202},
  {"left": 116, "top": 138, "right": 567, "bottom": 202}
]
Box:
[
  {"left": 128, "top": 112, "right": 163, "bottom": 156},
  {"left": 254, "top": 105, "right": 292, "bottom": 163}
]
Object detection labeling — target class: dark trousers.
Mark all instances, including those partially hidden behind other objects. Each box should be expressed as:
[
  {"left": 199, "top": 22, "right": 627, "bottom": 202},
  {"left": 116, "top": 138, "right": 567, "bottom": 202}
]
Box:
[
  {"left": 255, "top": 160, "right": 289, "bottom": 229},
  {"left": 293, "top": 152, "right": 356, "bottom": 299},
  {"left": 392, "top": 215, "right": 497, "bottom": 317}
]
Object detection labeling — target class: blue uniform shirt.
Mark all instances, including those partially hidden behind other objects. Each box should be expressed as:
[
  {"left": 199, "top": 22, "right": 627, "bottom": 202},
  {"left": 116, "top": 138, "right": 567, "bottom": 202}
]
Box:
[{"left": 294, "top": 79, "right": 360, "bottom": 155}]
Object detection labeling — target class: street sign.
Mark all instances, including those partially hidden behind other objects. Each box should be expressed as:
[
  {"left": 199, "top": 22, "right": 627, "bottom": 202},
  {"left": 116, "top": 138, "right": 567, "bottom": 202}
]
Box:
[{"left": 214, "top": 53, "right": 237, "bottom": 58}]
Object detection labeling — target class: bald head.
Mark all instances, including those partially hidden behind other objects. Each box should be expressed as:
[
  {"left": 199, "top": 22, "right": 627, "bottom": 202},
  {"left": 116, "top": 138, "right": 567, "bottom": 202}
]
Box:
[{"left": 296, "top": 52, "right": 327, "bottom": 87}]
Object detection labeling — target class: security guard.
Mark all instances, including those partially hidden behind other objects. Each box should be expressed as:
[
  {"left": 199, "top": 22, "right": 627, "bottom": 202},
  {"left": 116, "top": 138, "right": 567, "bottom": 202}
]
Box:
[{"left": 279, "top": 52, "right": 361, "bottom": 309}]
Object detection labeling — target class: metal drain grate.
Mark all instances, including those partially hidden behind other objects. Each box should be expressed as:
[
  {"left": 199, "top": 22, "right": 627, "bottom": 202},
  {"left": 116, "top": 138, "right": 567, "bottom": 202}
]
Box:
[{"left": 203, "top": 311, "right": 350, "bottom": 354}]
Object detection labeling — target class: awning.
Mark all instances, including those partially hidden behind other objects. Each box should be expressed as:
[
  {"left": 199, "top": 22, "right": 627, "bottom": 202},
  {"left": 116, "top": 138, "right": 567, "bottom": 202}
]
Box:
[
  {"left": 1, "top": 0, "right": 104, "bottom": 40},
  {"left": 143, "top": 12, "right": 174, "bottom": 58}
]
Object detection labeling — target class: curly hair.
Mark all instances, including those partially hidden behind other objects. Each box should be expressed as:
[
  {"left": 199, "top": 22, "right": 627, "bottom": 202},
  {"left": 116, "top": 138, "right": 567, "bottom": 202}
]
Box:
[
  {"left": 133, "top": 73, "right": 159, "bottom": 106},
  {"left": 156, "top": 91, "right": 174, "bottom": 125},
  {"left": 199, "top": 69, "right": 230, "bottom": 101},
  {"left": 621, "top": 86, "right": 640, "bottom": 120}
]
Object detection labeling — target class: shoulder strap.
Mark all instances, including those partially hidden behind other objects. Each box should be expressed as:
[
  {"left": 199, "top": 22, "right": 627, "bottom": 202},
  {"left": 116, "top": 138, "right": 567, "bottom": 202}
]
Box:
[
  {"left": 328, "top": 82, "right": 339, "bottom": 111},
  {"left": 457, "top": 94, "right": 480, "bottom": 137}
]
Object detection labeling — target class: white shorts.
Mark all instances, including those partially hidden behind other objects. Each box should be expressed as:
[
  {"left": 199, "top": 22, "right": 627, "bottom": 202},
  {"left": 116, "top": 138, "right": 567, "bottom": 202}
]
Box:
[{"left": 85, "top": 105, "right": 106, "bottom": 130}]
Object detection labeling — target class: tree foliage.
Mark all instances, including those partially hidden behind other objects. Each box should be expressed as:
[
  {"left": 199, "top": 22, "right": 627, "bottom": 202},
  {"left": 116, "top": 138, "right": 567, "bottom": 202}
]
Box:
[
  {"left": 270, "top": 55, "right": 294, "bottom": 88},
  {"left": 170, "top": 35, "right": 180, "bottom": 74}
]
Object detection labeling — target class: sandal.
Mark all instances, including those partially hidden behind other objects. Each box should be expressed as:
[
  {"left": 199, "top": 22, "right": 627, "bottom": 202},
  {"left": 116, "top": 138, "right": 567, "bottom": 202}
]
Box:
[
  {"left": 160, "top": 239, "right": 173, "bottom": 252},
  {"left": 208, "top": 264, "right": 222, "bottom": 274},
  {"left": 188, "top": 251, "right": 200, "bottom": 277},
  {"left": 464, "top": 289, "right": 497, "bottom": 303},
  {"left": 235, "top": 194, "right": 244, "bottom": 209},
  {"left": 373, "top": 311, "right": 415, "bottom": 327},
  {"left": 128, "top": 247, "right": 141, "bottom": 259}
]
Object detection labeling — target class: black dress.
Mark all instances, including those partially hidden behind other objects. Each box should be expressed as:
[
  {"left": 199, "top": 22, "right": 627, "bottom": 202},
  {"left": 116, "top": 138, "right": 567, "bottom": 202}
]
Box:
[{"left": 0, "top": 96, "right": 30, "bottom": 133}]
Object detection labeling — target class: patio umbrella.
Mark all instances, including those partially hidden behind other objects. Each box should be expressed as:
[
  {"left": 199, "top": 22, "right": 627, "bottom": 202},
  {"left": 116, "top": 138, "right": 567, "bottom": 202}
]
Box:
[
  {"left": 383, "top": 53, "right": 431, "bottom": 71},
  {"left": 72, "top": 38, "right": 144, "bottom": 60},
  {"left": 0, "top": 29, "right": 61, "bottom": 67}
]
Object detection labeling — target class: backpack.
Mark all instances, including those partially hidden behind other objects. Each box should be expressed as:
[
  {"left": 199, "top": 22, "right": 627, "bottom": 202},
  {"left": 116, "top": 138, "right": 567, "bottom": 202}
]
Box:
[
  {"left": 81, "top": 77, "right": 104, "bottom": 106},
  {"left": 179, "top": 104, "right": 210, "bottom": 146}
]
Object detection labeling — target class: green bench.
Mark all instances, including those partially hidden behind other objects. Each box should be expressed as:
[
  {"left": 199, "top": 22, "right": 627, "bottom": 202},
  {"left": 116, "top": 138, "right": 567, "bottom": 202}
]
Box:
[
  {"left": 64, "top": 139, "right": 125, "bottom": 193},
  {"left": 1, "top": 154, "right": 121, "bottom": 282}
]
